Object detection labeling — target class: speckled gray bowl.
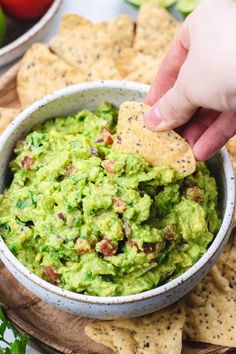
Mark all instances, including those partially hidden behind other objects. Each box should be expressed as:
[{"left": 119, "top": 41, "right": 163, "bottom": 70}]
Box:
[{"left": 0, "top": 81, "right": 235, "bottom": 319}]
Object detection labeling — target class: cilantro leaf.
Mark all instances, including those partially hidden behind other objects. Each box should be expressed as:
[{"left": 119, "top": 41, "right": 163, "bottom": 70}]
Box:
[{"left": 0, "top": 308, "right": 27, "bottom": 354}]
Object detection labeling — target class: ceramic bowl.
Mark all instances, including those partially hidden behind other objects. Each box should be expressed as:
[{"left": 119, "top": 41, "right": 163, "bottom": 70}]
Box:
[
  {"left": 0, "top": 0, "right": 62, "bottom": 68},
  {"left": 0, "top": 81, "right": 235, "bottom": 319}
]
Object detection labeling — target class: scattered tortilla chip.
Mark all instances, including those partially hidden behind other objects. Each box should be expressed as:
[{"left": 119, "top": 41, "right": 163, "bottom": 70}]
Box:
[
  {"left": 221, "top": 231, "right": 236, "bottom": 272},
  {"left": 50, "top": 15, "right": 134, "bottom": 73},
  {"left": 60, "top": 13, "right": 92, "bottom": 34},
  {"left": 50, "top": 26, "right": 113, "bottom": 72},
  {"left": 87, "top": 58, "right": 121, "bottom": 81},
  {"left": 17, "top": 43, "right": 85, "bottom": 107},
  {"left": 112, "top": 102, "right": 196, "bottom": 176},
  {"left": 106, "top": 15, "right": 134, "bottom": 59},
  {"left": 59, "top": 13, "right": 134, "bottom": 55},
  {"left": 86, "top": 324, "right": 136, "bottom": 354},
  {"left": 216, "top": 258, "right": 236, "bottom": 290},
  {"left": 134, "top": 3, "right": 180, "bottom": 60},
  {"left": 0, "top": 108, "right": 20, "bottom": 133},
  {"left": 124, "top": 53, "right": 161, "bottom": 85},
  {"left": 116, "top": 47, "right": 134, "bottom": 77},
  {"left": 85, "top": 303, "right": 185, "bottom": 354},
  {"left": 183, "top": 255, "right": 236, "bottom": 347}
]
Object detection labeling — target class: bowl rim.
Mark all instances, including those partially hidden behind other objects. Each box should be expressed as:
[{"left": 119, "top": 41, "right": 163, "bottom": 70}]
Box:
[
  {"left": 0, "top": 0, "right": 62, "bottom": 57},
  {"left": 0, "top": 80, "right": 235, "bottom": 305}
]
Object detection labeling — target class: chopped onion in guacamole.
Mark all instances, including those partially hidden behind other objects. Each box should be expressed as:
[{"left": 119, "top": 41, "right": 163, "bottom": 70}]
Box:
[{"left": 0, "top": 102, "right": 221, "bottom": 296}]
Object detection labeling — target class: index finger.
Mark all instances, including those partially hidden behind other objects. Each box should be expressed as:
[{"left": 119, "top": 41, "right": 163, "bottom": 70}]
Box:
[{"left": 145, "top": 22, "right": 190, "bottom": 105}]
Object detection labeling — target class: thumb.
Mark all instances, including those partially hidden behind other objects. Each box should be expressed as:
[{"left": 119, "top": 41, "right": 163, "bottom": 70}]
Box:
[{"left": 144, "top": 71, "right": 198, "bottom": 131}]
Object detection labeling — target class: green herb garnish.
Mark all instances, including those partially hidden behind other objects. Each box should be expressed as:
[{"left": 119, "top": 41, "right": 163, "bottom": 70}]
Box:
[{"left": 0, "top": 308, "right": 27, "bottom": 354}]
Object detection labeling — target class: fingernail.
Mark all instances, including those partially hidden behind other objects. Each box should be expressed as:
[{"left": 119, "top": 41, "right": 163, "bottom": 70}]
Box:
[{"left": 144, "top": 105, "right": 162, "bottom": 131}]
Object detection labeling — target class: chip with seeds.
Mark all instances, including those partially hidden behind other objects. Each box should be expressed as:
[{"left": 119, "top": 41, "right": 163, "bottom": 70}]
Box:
[
  {"left": 85, "top": 324, "right": 136, "bottom": 354},
  {"left": 0, "top": 107, "right": 20, "bottom": 133},
  {"left": 220, "top": 231, "right": 236, "bottom": 273},
  {"left": 112, "top": 102, "right": 195, "bottom": 176},
  {"left": 60, "top": 13, "right": 134, "bottom": 53},
  {"left": 50, "top": 26, "right": 114, "bottom": 72},
  {"left": 85, "top": 303, "right": 185, "bottom": 354},
  {"left": 183, "top": 252, "right": 236, "bottom": 347},
  {"left": 87, "top": 58, "right": 121, "bottom": 81},
  {"left": 134, "top": 3, "right": 180, "bottom": 59},
  {"left": 106, "top": 15, "right": 134, "bottom": 58},
  {"left": 124, "top": 53, "right": 161, "bottom": 85},
  {"left": 60, "top": 13, "right": 92, "bottom": 34},
  {"left": 116, "top": 47, "right": 134, "bottom": 77},
  {"left": 50, "top": 15, "right": 134, "bottom": 73},
  {"left": 17, "top": 43, "right": 86, "bottom": 107}
]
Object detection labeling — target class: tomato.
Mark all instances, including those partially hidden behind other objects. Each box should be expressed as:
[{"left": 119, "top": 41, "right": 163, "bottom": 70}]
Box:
[{"left": 0, "top": 0, "right": 54, "bottom": 20}]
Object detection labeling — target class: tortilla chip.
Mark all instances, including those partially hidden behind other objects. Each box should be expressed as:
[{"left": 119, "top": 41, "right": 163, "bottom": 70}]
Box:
[
  {"left": 50, "top": 26, "right": 113, "bottom": 72},
  {"left": 184, "top": 256, "right": 236, "bottom": 347},
  {"left": 85, "top": 303, "right": 185, "bottom": 354},
  {"left": 116, "top": 47, "right": 134, "bottom": 77},
  {"left": 50, "top": 15, "right": 134, "bottom": 73},
  {"left": 60, "top": 13, "right": 92, "bottom": 34},
  {"left": 221, "top": 231, "right": 236, "bottom": 270},
  {"left": 106, "top": 15, "right": 134, "bottom": 59},
  {"left": 134, "top": 3, "right": 180, "bottom": 60},
  {"left": 216, "top": 258, "right": 236, "bottom": 290},
  {"left": 112, "top": 102, "right": 196, "bottom": 176},
  {"left": 17, "top": 43, "right": 85, "bottom": 107},
  {"left": 0, "top": 108, "right": 20, "bottom": 133},
  {"left": 59, "top": 13, "right": 134, "bottom": 54},
  {"left": 124, "top": 53, "right": 161, "bottom": 85},
  {"left": 85, "top": 324, "right": 136, "bottom": 354},
  {"left": 87, "top": 58, "right": 121, "bottom": 81}
]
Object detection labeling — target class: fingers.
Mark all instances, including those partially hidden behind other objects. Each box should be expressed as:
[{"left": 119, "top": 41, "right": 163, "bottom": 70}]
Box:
[
  {"left": 144, "top": 67, "right": 198, "bottom": 131},
  {"left": 193, "top": 112, "right": 236, "bottom": 161},
  {"left": 181, "top": 109, "right": 220, "bottom": 146},
  {"left": 145, "top": 22, "right": 190, "bottom": 106},
  {"left": 144, "top": 20, "right": 199, "bottom": 132}
]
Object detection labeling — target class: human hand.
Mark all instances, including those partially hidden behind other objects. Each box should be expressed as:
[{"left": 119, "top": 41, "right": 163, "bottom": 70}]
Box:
[{"left": 144, "top": 0, "right": 236, "bottom": 161}]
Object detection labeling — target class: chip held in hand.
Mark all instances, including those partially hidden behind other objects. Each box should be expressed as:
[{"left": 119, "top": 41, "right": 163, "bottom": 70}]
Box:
[{"left": 112, "top": 102, "right": 196, "bottom": 176}]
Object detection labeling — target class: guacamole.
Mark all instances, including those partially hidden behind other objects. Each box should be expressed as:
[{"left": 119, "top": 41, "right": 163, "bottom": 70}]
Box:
[{"left": 0, "top": 103, "right": 221, "bottom": 296}]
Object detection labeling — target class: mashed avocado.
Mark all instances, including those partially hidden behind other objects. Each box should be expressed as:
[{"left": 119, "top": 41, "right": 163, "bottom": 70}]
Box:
[{"left": 0, "top": 102, "right": 221, "bottom": 296}]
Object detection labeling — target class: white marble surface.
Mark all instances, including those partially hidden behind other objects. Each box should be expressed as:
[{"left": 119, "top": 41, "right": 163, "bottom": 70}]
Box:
[{"left": 2, "top": 1, "right": 137, "bottom": 353}]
